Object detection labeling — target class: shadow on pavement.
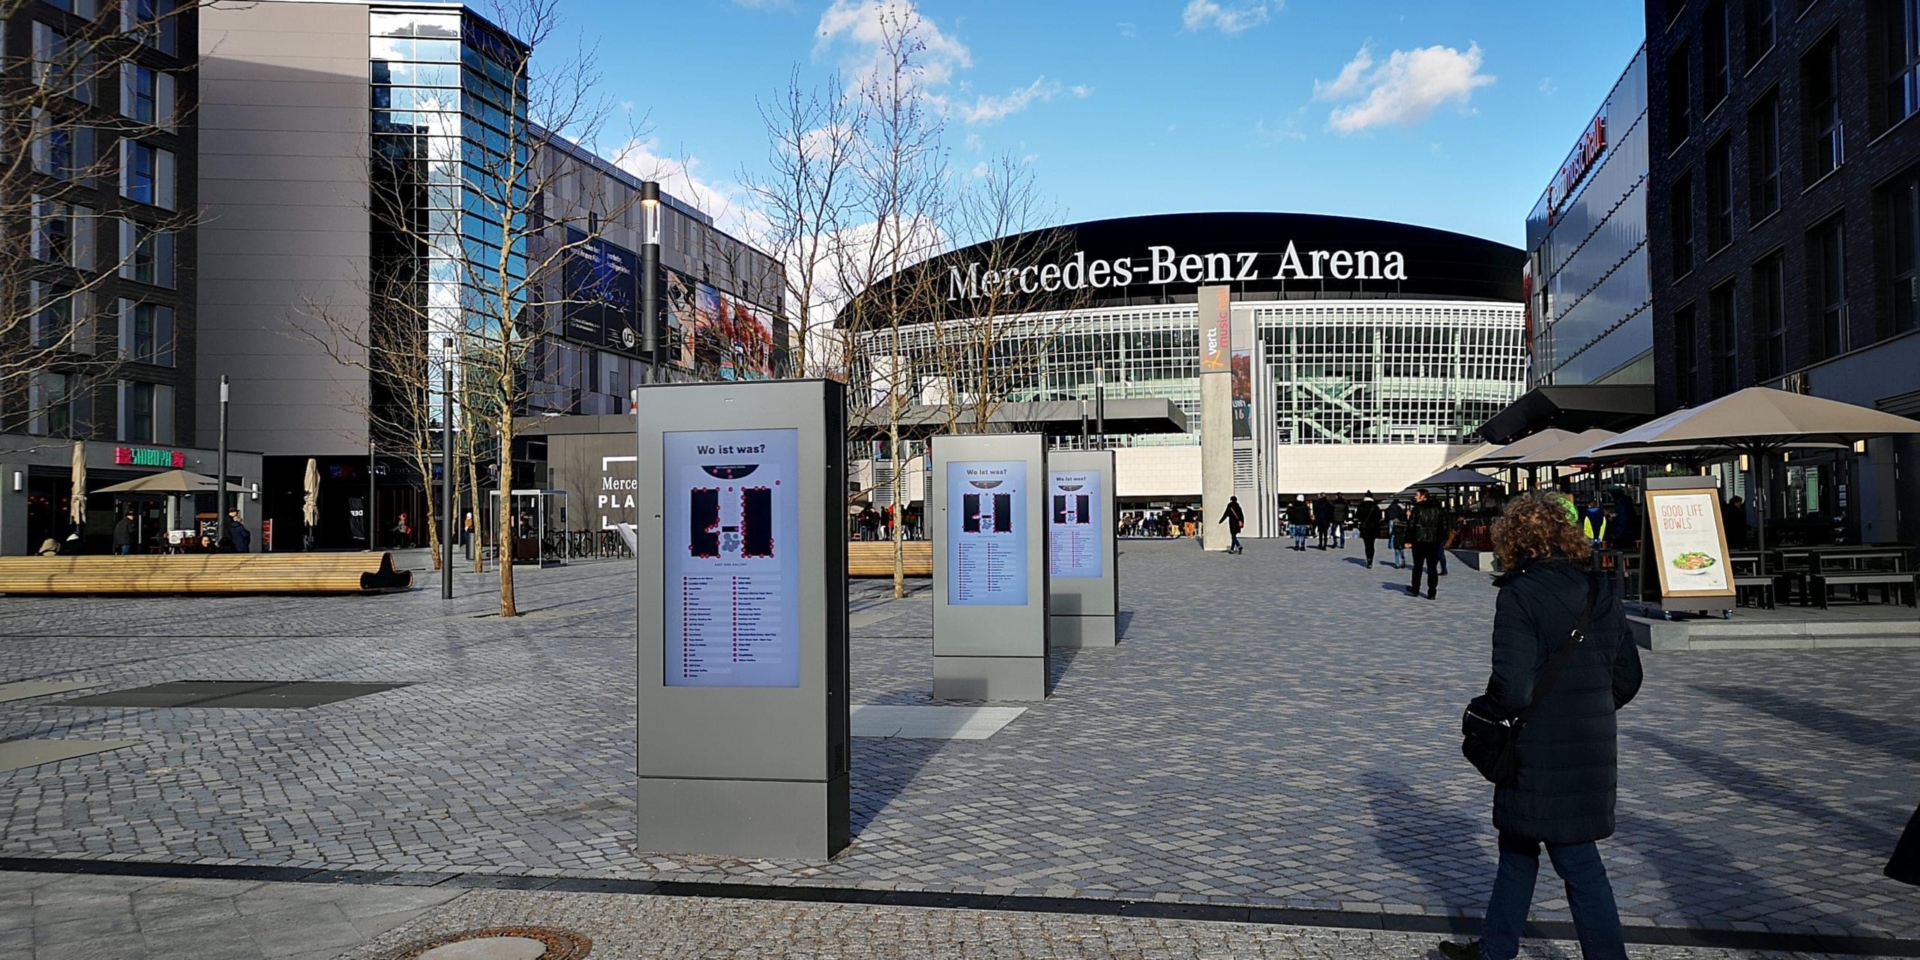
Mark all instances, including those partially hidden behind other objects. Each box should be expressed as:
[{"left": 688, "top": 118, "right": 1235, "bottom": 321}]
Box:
[
  {"left": 1630, "top": 730, "right": 1898, "bottom": 848},
  {"left": 1692, "top": 684, "right": 1920, "bottom": 766},
  {"left": 1617, "top": 813, "right": 1850, "bottom": 935},
  {"left": 1359, "top": 771, "right": 1491, "bottom": 917},
  {"left": 849, "top": 736, "right": 947, "bottom": 840}
]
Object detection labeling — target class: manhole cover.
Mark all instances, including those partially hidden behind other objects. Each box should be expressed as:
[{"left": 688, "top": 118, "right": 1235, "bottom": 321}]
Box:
[{"left": 392, "top": 927, "right": 591, "bottom": 960}]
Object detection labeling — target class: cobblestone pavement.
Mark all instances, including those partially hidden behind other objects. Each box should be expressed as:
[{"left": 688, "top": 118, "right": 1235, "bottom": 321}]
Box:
[
  {"left": 0, "top": 870, "right": 1878, "bottom": 960},
  {"left": 1, "top": 541, "right": 1917, "bottom": 942}
]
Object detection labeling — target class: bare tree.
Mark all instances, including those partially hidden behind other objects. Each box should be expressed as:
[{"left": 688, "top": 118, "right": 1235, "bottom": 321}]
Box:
[
  {"left": 0, "top": 0, "right": 200, "bottom": 444},
  {"left": 742, "top": 68, "right": 863, "bottom": 379},
  {"left": 832, "top": 5, "right": 952, "bottom": 599}
]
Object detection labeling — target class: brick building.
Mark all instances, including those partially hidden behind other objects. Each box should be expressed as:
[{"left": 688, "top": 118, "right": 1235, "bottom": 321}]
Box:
[{"left": 1647, "top": 0, "right": 1920, "bottom": 543}]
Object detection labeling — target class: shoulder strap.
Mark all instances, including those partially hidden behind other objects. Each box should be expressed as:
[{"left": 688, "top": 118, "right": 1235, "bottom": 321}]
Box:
[{"left": 1516, "top": 572, "right": 1601, "bottom": 727}]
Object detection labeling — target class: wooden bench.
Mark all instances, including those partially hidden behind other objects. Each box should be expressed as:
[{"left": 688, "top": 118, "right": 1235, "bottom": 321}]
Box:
[
  {"left": 848, "top": 540, "right": 933, "bottom": 578},
  {"left": 0, "top": 554, "right": 414, "bottom": 595}
]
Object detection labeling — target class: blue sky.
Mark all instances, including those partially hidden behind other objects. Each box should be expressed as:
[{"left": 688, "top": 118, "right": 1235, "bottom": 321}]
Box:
[{"left": 547, "top": 0, "right": 1646, "bottom": 249}]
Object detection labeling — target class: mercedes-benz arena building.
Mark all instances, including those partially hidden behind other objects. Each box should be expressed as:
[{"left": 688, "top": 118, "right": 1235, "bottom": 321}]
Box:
[{"left": 843, "top": 212, "right": 1526, "bottom": 537}]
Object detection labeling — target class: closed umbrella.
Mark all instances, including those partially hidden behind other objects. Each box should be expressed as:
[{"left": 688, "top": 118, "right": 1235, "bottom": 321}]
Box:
[
  {"left": 68, "top": 441, "right": 87, "bottom": 531},
  {"left": 1591, "top": 387, "right": 1920, "bottom": 553},
  {"left": 302, "top": 458, "right": 321, "bottom": 541}
]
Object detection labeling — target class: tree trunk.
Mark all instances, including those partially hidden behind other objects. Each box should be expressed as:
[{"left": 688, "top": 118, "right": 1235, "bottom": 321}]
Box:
[{"left": 495, "top": 421, "right": 518, "bottom": 617}]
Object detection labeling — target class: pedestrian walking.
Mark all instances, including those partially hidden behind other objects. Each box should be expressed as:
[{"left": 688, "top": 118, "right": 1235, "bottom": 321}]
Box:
[
  {"left": 1330, "top": 494, "right": 1348, "bottom": 548},
  {"left": 226, "top": 508, "right": 252, "bottom": 553},
  {"left": 1286, "top": 495, "right": 1312, "bottom": 550},
  {"left": 112, "top": 509, "right": 137, "bottom": 555},
  {"left": 1386, "top": 499, "right": 1408, "bottom": 568},
  {"left": 1440, "top": 492, "right": 1642, "bottom": 960},
  {"left": 1405, "top": 488, "right": 1449, "bottom": 599},
  {"left": 1219, "top": 496, "right": 1246, "bottom": 555},
  {"left": 1355, "top": 493, "right": 1382, "bottom": 568},
  {"left": 1312, "top": 494, "right": 1333, "bottom": 550}
]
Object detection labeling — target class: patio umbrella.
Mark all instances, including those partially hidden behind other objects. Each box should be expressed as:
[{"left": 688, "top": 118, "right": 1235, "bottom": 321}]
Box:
[
  {"left": 1590, "top": 386, "right": 1920, "bottom": 552},
  {"left": 94, "top": 469, "right": 248, "bottom": 495},
  {"left": 1408, "top": 467, "right": 1503, "bottom": 489},
  {"left": 1504, "top": 428, "right": 1618, "bottom": 468},
  {"left": 68, "top": 441, "right": 87, "bottom": 531},
  {"left": 302, "top": 458, "right": 321, "bottom": 529},
  {"left": 1467, "top": 428, "right": 1578, "bottom": 467}
]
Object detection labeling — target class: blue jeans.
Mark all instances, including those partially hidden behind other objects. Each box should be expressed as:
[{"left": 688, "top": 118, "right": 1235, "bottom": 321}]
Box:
[
  {"left": 1291, "top": 524, "right": 1308, "bottom": 549},
  {"left": 1479, "top": 834, "right": 1627, "bottom": 960},
  {"left": 1333, "top": 524, "right": 1345, "bottom": 547}
]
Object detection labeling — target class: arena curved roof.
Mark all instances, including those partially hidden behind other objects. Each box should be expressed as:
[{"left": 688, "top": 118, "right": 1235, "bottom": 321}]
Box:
[{"left": 840, "top": 211, "right": 1524, "bottom": 326}]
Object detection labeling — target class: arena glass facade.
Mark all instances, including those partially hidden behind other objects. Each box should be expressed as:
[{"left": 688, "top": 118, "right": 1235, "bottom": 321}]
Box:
[{"left": 844, "top": 213, "right": 1526, "bottom": 527}]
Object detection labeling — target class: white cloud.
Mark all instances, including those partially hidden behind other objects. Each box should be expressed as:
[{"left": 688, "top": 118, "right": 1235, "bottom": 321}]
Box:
[
  {"left": 816, "top": 0, "right": 972, "bottom": 99},
  {"left": 610, "top": 138, "right": 764, "bottom": 239},
  {"left": 1538, "top": 76, "right": 1558, "bottom": 95},
  {"left": 960, "top": 76, "right": 1087, "bottom": 125},
  {"left": 1181, "top": 0, "right": 1272, "bottom": 35},
  {"left": 967, "top": 160, "right": 991, "bottom": 180},
  {"left": 1254, "top": 118, "right": 1307, "bottom": 142},
  {"left": 1314, "top": 42, "right": 1495, "bottom": 134},
  {"left": 1117, "top": 21, "right": 1138, "bottom": 38}
]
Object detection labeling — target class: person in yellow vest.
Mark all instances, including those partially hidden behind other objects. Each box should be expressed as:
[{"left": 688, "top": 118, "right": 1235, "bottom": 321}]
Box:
[{"left": 1582, "top": 501, "right": 1608, "bottom": 548}]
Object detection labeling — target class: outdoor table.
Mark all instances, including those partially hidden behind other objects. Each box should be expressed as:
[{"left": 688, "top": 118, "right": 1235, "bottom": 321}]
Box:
[
  {"left": 1789, "top": 545, "right": 1915, "bottom": 607},
  {"left": 1728, "top": 551, "right": 1776, "bottom": 609}
]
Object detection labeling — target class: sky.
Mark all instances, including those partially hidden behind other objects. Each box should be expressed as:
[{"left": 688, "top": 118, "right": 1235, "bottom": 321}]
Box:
[{"left": 545, "top": 0, "right": 1647, "bottom": 250}]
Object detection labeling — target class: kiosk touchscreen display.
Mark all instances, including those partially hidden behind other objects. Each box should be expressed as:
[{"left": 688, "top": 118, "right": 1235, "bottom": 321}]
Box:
[
  {"left": 663, "top": 428, "right": 801, "bottom": 688},
  {"left": 945, "top": 460, "right": 1029, "bottom": 606},
  {"left": 1048, "top": 470, "right": 1104, "bottom": 579}
]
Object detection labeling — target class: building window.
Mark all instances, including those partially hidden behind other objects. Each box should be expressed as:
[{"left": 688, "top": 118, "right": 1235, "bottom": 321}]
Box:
[
  {"left": 118, "top": 381, "right": 173, "bottom": 444},
  {"left": 121, "top": 0, "right": 178, "bottom": 56},
  {"left": 1804, "top": 36, "right": 1845, "bottom": 181},
  {"left": 31, "top": 110, "right": 93, "bottom": 181},
  {"left": 1809, "top": 218, "right": 1848, "bottom": 359},
  {"left": 1707, "top": 136, "right": 1734, "bottom": 250},
  {"left": 1886, "top": 0, "right": 1920, "bottom": 129},
  {"left": 1883, "top": 166, "right": 1920, "bottom": 338},
  {"left": 120, "top": 141, "right": 175, "bottom": 209},
  {"left": 1754, "top": 253, "right": 1787, "bottom": 379},
  {"left": 1675, "top": 303, "right": 1699, "bottom": 406},
  {"left": 1709, "top": 282, "right": 1738, "bottom": 393},
  {"left": 1746, "top": 0, "right": 1776, "bottom": 68},
  {"left": 119, "top": 64, "right": 175, "bottom": 128},
  {"left": 32, "top": 22, "right": 93, "bottom": 102},
  {"left": 32, "top": 197, "right": 94, "bottom": 268},
  {"left": 1670, "top": 173, "right": 1695, "bottom": 278},
  {"left": 1749, "top": 91, "right": 1782, "bottom": 219},
  {"left": 1667, "top": 44, "right": 1693, "bottom": 148},
  {"left": 1703, "top": 1, "right": 1730, "bottom": 108},
  {"left": 29, "top": 372, "right": 77, "bottom": 438},
  {"left": 30, "top": 282, "right": 74, "bottom": 351},
  {"left": 119, "top": 299, "right": 175, "bottom": 366},
  {"left": 118, "top": 219, "right": 175, "bottom": 289}
]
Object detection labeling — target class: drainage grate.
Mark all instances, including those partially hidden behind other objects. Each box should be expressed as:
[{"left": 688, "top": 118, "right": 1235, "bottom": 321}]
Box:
[{"left": 59, "top": 681, "right": 409, "bottom": 709}]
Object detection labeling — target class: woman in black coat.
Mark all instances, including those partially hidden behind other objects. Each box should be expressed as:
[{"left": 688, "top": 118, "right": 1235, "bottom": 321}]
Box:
[
  {"left": 1354, "top": 494, "right": 1383, "bottom": 568},
  {"left": 1441, "top": 493, "right": 1643, "bottom": 960}
]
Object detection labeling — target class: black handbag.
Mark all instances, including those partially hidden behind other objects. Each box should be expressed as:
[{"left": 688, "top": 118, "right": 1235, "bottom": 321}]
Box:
[{"left": 1461, "top": 573, "right": 1600, "bottom": 787}]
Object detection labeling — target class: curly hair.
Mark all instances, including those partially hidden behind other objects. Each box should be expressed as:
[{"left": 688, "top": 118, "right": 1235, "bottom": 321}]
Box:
[{"left": 1492, "top": 491, "right": 1591, "bottom": 570}]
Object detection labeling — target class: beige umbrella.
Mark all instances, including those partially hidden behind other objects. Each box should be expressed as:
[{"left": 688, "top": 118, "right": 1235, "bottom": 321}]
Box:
[
  {"left": 94, "top": 469, "right": 247, "bottom": 495},
  {"left": 1504, "top": 428, "right": 1619, "bottom": 469},
  {"left": 1591, "top": 386, "right": 1920, "bottom": 551},
  {"left": 68, "top": 441, "right": 87, "bottom": 529},
  {"left": 302, "top": 458, "right": 321, "bottom": 529},
  {"left": 1467, "top": 428, "right": 1577, "bottom": 467}
]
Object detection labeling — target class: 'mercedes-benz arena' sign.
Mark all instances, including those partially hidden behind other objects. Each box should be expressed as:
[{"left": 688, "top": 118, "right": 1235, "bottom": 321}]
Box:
[{"left": 947, "top": 242, "right": 1408, "bottom": 302}]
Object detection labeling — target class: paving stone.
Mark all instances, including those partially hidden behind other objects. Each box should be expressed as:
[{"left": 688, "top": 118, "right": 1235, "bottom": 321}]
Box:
[{"left": 0, "top": 544, "right": 1916, "bottom": 941}]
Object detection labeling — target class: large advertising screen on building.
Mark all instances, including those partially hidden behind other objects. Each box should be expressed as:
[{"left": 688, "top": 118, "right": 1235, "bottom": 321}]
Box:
[
  {"left": 663, "top": 428, "right": 802, "bottom": 688},
  {"left": 562, "top": 228, "right": 641, "bottom": 356},
  {"left": 1048, "top": 469, "right": 1104, "bottom": 579},
  {"left": 945, "top": 459, "right": 1029, "bottom": 606}
]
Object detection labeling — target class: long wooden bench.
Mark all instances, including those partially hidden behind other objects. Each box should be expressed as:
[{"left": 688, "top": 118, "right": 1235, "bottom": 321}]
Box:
[
  {"left": 848, "top": 540, "right": 933, "bottom": 578},
  {"left": 0, "top": 553, "right": 414, "bottom": 595}
]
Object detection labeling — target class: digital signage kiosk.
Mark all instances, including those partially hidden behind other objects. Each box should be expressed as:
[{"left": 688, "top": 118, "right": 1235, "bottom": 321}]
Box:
[
  {"left": 634, "top": 379, "right": 850, "bottom": 861},
  {"left": 932, "top": 434, "right": 1050, "bottom": 701},
  {"left": 1046, "top": 450, "right": 1118, "bottom": 648}
]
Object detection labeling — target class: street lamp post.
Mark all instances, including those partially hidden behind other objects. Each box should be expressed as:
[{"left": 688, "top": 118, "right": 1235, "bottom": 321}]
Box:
[
  {"left": 640, "top": 181, "right": 662, "bottom": 383},
  {"left": 1093, "top": 361, "right": 1106, "bottom": 448},
  {"left": 215, "top": 375, "right": 229, "bottom": 547},
  {"left": 442, "top": 337, "right": 456, "bottom": 600},
  {"left": 366, "top": 434, "right": 376, "bottom": 553}
]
